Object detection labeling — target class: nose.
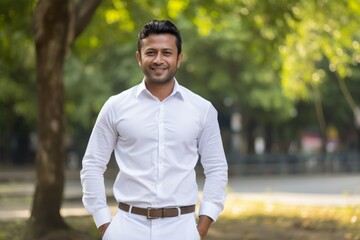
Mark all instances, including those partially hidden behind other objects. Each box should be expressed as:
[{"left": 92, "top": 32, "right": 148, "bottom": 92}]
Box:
[{"left": 153, "top": 52, "right": 164, "bottom": 64}]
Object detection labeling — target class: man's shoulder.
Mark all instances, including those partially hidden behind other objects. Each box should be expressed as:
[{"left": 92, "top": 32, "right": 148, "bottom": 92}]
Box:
[
  {"left": 107, "top": 84, "right": 138, "bottom": 104},
  {"left": 178, "top": 85, "right": 211, "bottom": 106}
]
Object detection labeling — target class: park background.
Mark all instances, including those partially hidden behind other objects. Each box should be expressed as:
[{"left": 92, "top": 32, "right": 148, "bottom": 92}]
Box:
[{"left": 0, "top": 0, "right": 360, "bottom": 239}]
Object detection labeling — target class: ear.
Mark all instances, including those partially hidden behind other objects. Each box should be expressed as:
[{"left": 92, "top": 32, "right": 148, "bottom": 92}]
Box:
[
  {"left": 136, "top": 51, "right": 141, "bottom": 67},
  {"left": 177, "top": 52, "right": 184, "bottom": 68}
]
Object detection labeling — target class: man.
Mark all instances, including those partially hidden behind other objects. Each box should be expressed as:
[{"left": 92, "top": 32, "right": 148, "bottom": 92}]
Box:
[{"left": 80, "top": 20, "right": 228, "bottom": 240}]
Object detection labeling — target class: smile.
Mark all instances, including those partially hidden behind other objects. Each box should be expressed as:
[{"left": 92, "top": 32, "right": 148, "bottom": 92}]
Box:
[{"left": 151, "top": 67, "right": 167, "bottom": 73}]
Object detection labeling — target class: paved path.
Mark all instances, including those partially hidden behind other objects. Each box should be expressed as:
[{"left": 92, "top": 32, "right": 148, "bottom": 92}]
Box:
[
  {"left": 227, "top": 174, "right": 360, "bottom": 206},
  {"left": 229, "top": 174, "right": 360, "bottom": 194},
  {"left": 0, "top": 167, "right": 360, "bottom": 220}
]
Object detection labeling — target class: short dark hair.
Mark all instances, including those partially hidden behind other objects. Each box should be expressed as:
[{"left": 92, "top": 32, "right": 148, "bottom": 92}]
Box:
[{"left": 137, "top": 20, "right": 182, "bottom": 55}]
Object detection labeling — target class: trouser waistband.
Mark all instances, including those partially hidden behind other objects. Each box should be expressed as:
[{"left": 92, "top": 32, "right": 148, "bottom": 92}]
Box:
[{"left": 118, "top": 202, "right": 195, "bottom": 219}]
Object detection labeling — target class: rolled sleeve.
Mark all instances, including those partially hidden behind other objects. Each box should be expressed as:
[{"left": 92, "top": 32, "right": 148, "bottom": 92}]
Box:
[
  {"left": 93, "top": 207, "right": 112, "bottom": 228},
  {"left": 199, "top": 201, "right": 223, "bottom": 222}
]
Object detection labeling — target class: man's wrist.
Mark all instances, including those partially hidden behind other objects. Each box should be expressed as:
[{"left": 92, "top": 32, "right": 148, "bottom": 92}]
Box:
[
  {"left": 98, "top": 222, "right": 110, "bottom": 236},
  {"left": 197, "top": 215, "right": 213, "bottom": 239}
]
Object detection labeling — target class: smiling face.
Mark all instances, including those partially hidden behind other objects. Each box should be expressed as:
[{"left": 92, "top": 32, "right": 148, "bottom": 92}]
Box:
[{"left": 136, "top": 33, "right": 183, "bottom": 86}]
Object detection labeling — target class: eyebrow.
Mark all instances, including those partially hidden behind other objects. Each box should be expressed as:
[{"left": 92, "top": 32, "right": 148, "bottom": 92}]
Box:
[{"left": 145, "top": 48, "right": 173, "bottom": 51}]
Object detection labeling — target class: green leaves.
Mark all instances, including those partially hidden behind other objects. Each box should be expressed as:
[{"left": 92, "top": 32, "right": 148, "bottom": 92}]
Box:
[
  {"left": 0, "top": 0, "right": 37, "bottom": 124},
  {"left": 1, "top": 0, "right": 359, "bottom": 153},
  {"left": 280, "top": 0, "right": 360, "bottom": 102}
]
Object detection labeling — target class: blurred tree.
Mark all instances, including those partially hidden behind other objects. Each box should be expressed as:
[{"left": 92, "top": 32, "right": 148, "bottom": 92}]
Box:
[
  {"left": 63, "top": 0, "right": 360, "bottom": 155},
  {"left": 176, "top": 0, "right": 301, "bottom": 153},
  {"left": 280, "top": 0, "right": 360, "bottom": 151},
  {"left": 27, "top": 0, "right": 102, "bottom": 239},
  {"left": 0, "top": 0, "right": 36, "bottom": 164}
]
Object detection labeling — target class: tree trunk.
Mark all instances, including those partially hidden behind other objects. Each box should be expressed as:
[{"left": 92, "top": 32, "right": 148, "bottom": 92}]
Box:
[
  {"left": 27, "top": 1, "right": 71, "bottom": 238},
  {"left": 312, "top": 85, "right": 327, "bottom": 153},
  {"left": 356, "top": 129, "right": 360, "bottom": 151},
  {"left": 26, "top": 1, "right": 102, "bottom": 239},
  {"left": 264, "top": 123, "right": 273, "bottom": 153},
  {"left": 246, "top": 118, "right": 257, "bottom": 154}
]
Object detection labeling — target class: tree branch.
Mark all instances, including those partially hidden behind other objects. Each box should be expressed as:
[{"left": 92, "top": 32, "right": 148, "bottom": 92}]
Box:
[
  {"left": 335, "top": 71, "right": 357, "bottom": 112},
  {"left": 74, "top": 0, "right": 103, "bottom": 40}
]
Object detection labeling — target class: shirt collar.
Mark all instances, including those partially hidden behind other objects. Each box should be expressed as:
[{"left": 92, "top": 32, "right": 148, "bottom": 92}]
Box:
[{"left": 135, "top": 78, "right": 185, "bottom": 101}]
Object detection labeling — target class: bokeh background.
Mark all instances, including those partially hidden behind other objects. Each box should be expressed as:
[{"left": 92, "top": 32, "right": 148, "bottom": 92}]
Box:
[{"left": 0, "top": 0, "right": 360, "bottom": 239}]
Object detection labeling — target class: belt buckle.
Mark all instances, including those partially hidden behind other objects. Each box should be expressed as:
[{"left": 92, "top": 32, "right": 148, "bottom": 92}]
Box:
[{"left": 147, "top": 207, "right": 159, "bottom": 219}]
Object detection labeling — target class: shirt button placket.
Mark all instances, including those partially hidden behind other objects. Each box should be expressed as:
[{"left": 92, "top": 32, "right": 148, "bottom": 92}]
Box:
[{"left": 158, "top": 103, "right": 165, "bottom": 181}]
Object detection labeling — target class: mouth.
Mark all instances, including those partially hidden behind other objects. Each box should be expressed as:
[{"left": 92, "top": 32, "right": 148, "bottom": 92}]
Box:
[{"left": 150, "top": 65, "right": 167, "bottom": 72}]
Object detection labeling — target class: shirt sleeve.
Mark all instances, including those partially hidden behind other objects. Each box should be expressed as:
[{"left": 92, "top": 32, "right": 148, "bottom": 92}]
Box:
[
  {"left": 80, "top": 97, "right": 117, "bottom": 227},
  {"left": 198, "top": 104, "right": 228, "bottom": 222}
]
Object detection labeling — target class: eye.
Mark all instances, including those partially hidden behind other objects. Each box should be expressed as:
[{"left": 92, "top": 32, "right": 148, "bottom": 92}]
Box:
[
  {"left": 145, "top": 51, "right": 155, "bottom": 56},
  {"left": 163, "top": 51, "right": 172, "bottom": 56}
]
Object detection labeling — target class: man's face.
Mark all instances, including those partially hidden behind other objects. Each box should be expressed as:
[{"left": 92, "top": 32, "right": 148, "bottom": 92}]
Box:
[{"left": 136, "top": 33, "right": 183, "bottom": 85}]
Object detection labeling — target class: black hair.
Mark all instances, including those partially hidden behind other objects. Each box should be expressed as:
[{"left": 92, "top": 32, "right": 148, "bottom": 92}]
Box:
[{"left": 137, "top": 20, "right": 182, "bottom": 55}]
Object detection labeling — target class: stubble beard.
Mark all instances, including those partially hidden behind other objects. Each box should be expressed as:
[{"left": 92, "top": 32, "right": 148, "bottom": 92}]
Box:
[{"left": 144, "top": 62, "right": 178, "bottom": 86}]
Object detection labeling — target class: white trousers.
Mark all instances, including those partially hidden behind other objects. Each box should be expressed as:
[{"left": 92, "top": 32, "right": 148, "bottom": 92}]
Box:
[{"left": 102, "top": 209, "right": 201, "bottom": 240}]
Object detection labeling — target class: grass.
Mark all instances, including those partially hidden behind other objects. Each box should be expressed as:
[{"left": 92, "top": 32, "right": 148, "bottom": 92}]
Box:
[
  {"left": 210, "top": 194, "right": 360, "bottom": 240},
  {"left": 1, "top": 195, "right": 360, "bottom": 240}
]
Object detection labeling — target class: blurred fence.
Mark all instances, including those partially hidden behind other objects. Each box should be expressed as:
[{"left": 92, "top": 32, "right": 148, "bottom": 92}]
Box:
[{"left": 226, "top": 151, "right": 360, "bottom": 175}]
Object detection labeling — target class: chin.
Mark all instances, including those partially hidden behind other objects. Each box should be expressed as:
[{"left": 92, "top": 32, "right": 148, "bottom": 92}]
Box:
[{"left": 149, "top": 77, "right": 172, "bottom": 84}]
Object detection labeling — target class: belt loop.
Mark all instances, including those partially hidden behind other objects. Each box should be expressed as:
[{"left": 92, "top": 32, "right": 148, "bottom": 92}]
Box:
[
  {"left": 176, "top": 207, "right": 181, "bottom": 217},
  {"left": 129, "top": 205, "right": 133, "bottom": 213}
]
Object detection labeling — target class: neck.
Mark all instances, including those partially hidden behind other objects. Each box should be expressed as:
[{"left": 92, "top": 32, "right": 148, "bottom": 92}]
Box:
[{"left": 145, "top": 79, "right": 175, "bottom": 101}]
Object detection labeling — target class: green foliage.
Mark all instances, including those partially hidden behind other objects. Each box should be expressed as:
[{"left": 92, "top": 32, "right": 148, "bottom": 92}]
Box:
[
  {"left": 0, "top": 0, "right": 37, "bottom": 162},
  {"left": 281, "top": 0, "right": 360, "bottom": 101},
  {"left": 1, "top": 0, "right": 360, "bottom": 157},
  {"left": 0, "top": 0, "right": 37, "bottom": 125}
]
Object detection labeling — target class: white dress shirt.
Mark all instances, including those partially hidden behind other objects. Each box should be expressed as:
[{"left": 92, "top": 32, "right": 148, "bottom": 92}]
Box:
[{"left": 80, "top": 79, "right": 228, "bottom": 227}]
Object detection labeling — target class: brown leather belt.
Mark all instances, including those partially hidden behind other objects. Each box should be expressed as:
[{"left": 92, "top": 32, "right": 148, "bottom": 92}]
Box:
[{"left": 118, "top": 202, "right": 195, "bottom": 219}]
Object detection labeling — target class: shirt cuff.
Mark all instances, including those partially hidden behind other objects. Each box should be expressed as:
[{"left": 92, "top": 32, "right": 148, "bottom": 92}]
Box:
[
  {"left": 93, "top": 207, "right": 112, "bottom": 228},
  {"left": 198, "top": 201, "right": 222, "bottom": 222}
]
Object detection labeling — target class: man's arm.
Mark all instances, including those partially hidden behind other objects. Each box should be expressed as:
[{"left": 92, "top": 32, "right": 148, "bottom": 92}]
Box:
[
  {"left": 80, "top": 97, "right": 118, "bottom": 228},
  {"left": 197, "top": 104, "right": 228, "bottom": 236}
]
